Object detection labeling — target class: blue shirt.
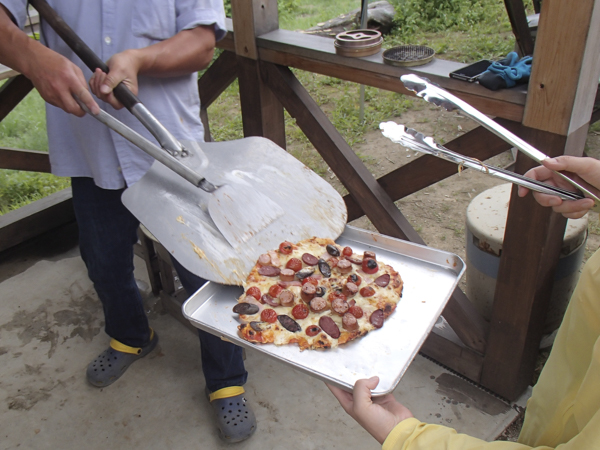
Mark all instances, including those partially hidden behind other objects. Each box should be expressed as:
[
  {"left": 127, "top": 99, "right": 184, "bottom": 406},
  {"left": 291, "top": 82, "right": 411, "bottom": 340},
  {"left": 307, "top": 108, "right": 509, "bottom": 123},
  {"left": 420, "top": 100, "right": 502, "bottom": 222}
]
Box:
[{"left": 2, "top": 0, "right": 226, "bottom": 189}]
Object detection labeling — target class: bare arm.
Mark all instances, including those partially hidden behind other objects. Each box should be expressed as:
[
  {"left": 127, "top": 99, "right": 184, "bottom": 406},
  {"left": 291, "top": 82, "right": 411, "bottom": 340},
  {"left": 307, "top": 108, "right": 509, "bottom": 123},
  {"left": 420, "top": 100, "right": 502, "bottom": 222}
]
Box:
[
  {"left": 327, "top": 377, "right": 413, "bottom": 444},
  {"left": 89, "top": 25, "right": 217, "bottom": 109},
  {"left": 0, "top": 4, "right": 99, "bottom": 116}
]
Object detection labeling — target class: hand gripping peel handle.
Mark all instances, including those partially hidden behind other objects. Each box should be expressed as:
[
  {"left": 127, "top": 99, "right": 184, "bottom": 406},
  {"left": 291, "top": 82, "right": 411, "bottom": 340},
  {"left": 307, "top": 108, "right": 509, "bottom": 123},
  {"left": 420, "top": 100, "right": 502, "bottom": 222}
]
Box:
[{"left": 401, "top": 74, "right": 600, "bottom": 212}]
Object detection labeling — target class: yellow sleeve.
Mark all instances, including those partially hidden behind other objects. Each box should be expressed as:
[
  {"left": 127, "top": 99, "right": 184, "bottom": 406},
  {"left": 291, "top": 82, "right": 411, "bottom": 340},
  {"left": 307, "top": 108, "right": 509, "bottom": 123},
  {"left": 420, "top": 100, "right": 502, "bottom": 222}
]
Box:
[{"left": 382, "top": 418, "right": 542, "bottom": 450}]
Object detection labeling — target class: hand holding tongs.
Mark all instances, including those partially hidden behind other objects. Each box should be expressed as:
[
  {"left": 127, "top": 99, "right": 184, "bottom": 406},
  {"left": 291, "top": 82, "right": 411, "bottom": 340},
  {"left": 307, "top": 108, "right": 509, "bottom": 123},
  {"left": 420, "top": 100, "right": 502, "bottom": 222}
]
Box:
[{"left": 397, "top": 74, "right": 600, "bottom": 212}]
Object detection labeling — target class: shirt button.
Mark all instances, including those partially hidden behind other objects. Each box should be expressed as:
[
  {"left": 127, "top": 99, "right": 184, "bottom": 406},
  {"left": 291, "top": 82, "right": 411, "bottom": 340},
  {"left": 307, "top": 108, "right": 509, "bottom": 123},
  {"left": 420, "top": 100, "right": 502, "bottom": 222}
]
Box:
[
  {"left": 117, "top": 166, "right": 122, "bottom": 172},
  {"left": 104, "top": 36, "right": 112, "bottom": 45}
]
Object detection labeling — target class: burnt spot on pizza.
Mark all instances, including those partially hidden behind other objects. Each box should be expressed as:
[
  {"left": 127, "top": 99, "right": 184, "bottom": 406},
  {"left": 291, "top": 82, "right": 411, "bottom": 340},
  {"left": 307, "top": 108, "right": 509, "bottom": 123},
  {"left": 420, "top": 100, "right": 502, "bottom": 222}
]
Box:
[{"left": 384, "top": 303, "right": 394, "bottom": 314}]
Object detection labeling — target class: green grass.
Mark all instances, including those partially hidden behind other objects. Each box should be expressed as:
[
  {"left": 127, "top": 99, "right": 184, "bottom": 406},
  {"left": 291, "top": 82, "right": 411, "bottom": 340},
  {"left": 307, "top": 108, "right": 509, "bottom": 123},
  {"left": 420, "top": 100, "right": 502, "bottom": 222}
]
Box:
[
  {"left": 1, "top": 0, "right": 528, "bottom": 213},
  {"left": 0, "top": 82, "right": 70, "bottom": 214}
]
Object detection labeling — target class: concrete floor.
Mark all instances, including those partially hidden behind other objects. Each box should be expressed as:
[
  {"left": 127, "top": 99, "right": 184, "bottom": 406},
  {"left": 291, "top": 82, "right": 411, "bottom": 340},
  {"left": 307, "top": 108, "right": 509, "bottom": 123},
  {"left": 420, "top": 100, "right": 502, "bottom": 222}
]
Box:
[{"left": 0, "top": 224, "right": 528, "bottom": 450}]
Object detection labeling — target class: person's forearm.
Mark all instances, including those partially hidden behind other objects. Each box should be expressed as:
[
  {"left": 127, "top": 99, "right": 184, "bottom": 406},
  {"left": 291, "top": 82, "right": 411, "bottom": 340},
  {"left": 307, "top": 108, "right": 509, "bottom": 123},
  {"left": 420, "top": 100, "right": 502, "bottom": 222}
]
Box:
[
  {"left": 129, "top": 25, "right": 217, "bottom": 78},
  {"left": 0, "top": 5, "right": 44, "bottom": 77}
]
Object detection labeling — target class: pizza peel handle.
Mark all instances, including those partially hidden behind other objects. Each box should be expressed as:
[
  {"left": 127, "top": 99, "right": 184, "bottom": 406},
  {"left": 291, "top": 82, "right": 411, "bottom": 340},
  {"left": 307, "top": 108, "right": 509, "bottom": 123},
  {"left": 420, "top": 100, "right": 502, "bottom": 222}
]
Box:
[{"left": 31, "top": 0, "right": 285, "bottom": 248}]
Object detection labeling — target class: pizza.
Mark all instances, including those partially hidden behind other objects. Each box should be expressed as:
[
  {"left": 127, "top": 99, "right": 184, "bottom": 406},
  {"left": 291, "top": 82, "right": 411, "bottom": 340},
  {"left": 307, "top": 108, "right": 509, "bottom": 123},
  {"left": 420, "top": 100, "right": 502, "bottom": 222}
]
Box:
[{"left": 232, "top": 237, "right": 403, "bottom": 350}]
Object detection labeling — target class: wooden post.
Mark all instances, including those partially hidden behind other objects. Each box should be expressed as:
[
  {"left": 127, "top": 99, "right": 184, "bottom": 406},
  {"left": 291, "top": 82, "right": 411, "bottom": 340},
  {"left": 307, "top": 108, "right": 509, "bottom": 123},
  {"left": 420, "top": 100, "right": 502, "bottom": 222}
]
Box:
[
  {"left": 230, "top": 0, "right": 286, "bottom": 148},
  {"left": 481, "top": 0, "right": 600, "bottom": 400}
]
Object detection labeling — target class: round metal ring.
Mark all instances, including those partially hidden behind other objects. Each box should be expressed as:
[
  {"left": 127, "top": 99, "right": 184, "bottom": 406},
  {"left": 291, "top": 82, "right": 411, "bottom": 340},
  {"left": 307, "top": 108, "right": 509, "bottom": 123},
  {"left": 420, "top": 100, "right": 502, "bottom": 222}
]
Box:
[{"left": 335, "top": 29, "right": 382, "bottom": 48}]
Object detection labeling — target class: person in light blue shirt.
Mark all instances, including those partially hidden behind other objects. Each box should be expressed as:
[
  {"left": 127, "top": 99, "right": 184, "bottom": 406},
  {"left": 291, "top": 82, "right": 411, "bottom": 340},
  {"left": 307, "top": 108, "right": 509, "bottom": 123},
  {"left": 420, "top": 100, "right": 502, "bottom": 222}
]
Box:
[{"left": 0, "top": 0, "right": 256, "bottom": 443}]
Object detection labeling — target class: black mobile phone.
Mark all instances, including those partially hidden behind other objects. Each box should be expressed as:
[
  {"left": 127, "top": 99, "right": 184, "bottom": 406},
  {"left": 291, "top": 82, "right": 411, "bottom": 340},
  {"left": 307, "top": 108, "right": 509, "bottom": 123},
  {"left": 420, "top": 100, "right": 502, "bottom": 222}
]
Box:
[{"left": 449, "top": 60, "right": 493, "bottom": 82}]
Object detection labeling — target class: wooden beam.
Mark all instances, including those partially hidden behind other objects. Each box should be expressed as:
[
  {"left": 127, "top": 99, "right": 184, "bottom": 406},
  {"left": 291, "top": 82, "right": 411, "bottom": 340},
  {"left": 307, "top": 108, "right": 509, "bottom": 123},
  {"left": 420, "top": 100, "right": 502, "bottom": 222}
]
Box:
[
  {"left": 231, "top": 0, "right": 286, "bottom": 147},
  {"left": 421, "top": 332, "right": 484, "bottom": 383},
  {"left": 0, "top": 75, "right": 33, "bottom": 122},
  {"left": 0, "top": 147, "right": 51, "bottom": 172},
  {"left": 481, "top": 0, "right": 600, "bottom": 400},
  {"left": 198, "top": 50, "right": 239, "bottom": 108},
  {"left": 262, "top": 62, "right": 423, "bottom": 243},
  {"left": 0, "top": 188, "right": 75, "bottom": 253},
  {"left": 504, "top": 0, "right": 535, "bottom": 56},
  {"left": 237, "top": 57, "right": 286, "bottom": 148},
  {"left": 230, "top": 0, "right": 279, "bottom": 60}
]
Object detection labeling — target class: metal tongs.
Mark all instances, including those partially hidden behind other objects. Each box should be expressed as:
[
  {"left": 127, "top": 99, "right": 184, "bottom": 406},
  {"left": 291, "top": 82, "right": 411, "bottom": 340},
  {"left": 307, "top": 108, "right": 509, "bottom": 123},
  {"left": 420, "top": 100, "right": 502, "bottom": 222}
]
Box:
[
  {"left": 380, "top": 122, "right": 584, "bottom": 201},
  {"left": 393, "top": 74, "right": 600, "bottom": 212}
]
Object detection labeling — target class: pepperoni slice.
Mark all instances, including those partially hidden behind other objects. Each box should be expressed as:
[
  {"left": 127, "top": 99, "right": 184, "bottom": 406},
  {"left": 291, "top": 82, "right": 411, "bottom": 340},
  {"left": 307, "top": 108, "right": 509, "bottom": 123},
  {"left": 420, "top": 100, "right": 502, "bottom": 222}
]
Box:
[
  {"left": 261, "top": 308, "right": 278, "bottom": 323},
  {"left": 268, "top": 284, "right": 284, "bottom": 298},
  {"left": 360, "top": 286, "right": 376, "bottom": 297},
  {"left": 302, "top": 253, "right": 319, "bottom": 266},
  {"left": 258, "top": 266, "right": 281, "bottom": 277},
  {"left": 305, "top": 325, "right": 321, "bottom": 337},
  {"left": 347, "top": 274, "right": 362, "bottom": 286},
  {"left": 301, "top": 276, "right": 319, "bottom": 286},
  {"left": 362, "top": 258, "right": 378, "bottom": 274},
  {"left": 319, "top": 316, "right": 340, "bottom": 339},
  {"left": 342, "top": 246, "right": 353, "bottom": 257},
  {"left": 246, "top": 286, "right": 261, "bottom": 300},
  {"left": 349, "top": 305, "right": 364, "bottom": 318},
  {"left": 369, "top": 309, "right": 385, "bottom": 328},
  {"left": 279, "top": 241, "right": 293, "bottom": 255},
  {"left": 292, "top": 303, "right": 309, "bottom": 320},
  {"left": 285, "top": 258, "right": 302, "bottom": 272},
  {"left": 374, "top": 274, "right": 390, "bottom": 287}
]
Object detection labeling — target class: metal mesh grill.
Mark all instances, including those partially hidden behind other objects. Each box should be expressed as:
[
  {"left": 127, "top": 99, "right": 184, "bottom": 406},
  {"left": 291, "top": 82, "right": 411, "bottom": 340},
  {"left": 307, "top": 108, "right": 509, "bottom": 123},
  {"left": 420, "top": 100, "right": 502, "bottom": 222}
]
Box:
[{"left": 383, "top": 45, "right": 435, "bottom": 67}]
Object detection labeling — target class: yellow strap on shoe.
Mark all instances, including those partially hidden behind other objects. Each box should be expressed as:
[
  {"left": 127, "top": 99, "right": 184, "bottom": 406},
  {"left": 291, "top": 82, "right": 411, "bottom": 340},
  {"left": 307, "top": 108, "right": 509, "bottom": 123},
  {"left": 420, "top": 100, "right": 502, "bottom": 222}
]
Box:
[
  {"left": 209, "top": 386, "right": 245, "bottom": 402},
  {"left": 109, "top": 329, "right": 154, "bottom": 355}
]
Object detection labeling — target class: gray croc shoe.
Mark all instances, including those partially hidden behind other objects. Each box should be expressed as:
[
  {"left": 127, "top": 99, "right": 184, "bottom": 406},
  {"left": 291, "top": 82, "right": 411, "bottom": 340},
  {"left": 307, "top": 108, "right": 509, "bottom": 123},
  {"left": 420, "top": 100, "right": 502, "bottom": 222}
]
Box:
[
  {"left": 86, "top": 330, "right": 158, "bottom": 387},
  {"left": 206, "top": 386, "right": 257, "bottom": 443}
]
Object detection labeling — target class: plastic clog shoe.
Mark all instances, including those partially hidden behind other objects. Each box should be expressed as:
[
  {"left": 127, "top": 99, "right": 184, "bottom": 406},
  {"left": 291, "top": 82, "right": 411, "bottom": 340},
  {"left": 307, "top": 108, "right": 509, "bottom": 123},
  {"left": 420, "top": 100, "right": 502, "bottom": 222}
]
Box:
[
  {"left": 86, "top": 329, "right": 158, "bottom": 387},
  {"left": 206, "top": 386, "right": 257, "bottom": 443}
]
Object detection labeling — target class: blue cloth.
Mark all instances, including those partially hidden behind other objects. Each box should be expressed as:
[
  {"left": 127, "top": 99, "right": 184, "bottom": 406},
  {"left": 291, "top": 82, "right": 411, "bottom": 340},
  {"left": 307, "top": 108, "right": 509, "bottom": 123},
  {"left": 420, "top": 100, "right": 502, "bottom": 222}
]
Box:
[
  {"left": 479, "top": 51, "right": 532, "bottom": 90},
  {"left": 1, "top": 0, "right": 226, "bottom": 189}
]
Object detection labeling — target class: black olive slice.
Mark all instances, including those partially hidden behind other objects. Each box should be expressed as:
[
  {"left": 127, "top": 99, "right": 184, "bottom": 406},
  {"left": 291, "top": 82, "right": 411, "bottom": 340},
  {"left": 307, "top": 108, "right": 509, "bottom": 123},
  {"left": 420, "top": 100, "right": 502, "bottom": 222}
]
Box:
[
  {"left": 233, "top": 303, "right": 260, "bottom": 315},
  {"left": 277, "top": 315, "right": 301, "bottom": 332},
  {"left": 326, "top": 244, "right": 340, "bottom": 257}
]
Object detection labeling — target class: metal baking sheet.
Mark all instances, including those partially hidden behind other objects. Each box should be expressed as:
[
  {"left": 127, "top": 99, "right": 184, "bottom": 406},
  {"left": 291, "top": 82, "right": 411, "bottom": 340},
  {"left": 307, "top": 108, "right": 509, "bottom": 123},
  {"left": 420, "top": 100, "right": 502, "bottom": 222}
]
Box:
[{"left": 182, "top": 225, "right": 465, "bottom": 396}]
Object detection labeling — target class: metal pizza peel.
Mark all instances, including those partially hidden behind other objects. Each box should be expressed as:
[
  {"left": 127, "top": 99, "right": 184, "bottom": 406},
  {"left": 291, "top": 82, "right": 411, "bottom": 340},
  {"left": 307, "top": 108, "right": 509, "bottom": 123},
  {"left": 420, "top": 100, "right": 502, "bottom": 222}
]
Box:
[{"left": 121, "top": 136, "right": 347, "bottom": 285}]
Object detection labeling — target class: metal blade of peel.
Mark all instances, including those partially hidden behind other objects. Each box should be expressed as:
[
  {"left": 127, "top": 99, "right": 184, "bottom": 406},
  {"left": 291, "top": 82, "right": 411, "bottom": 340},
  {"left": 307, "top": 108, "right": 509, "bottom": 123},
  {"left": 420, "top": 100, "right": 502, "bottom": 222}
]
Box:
[
  {"left": 76, "top": 99, "right": 284, "bottom": 246},
  {"left": 209, "top": 186, "right": 285, "bottom": 248},
  {"left": 400, "top": 74, "right": 600, "bottom": 211}
]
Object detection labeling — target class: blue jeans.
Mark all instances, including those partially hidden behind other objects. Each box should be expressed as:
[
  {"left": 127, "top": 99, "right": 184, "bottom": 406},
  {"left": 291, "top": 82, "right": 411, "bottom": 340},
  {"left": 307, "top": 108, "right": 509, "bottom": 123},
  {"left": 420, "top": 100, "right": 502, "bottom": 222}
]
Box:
[{"left": 71, "top": 177, "right": 247, "bottom": 391}]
